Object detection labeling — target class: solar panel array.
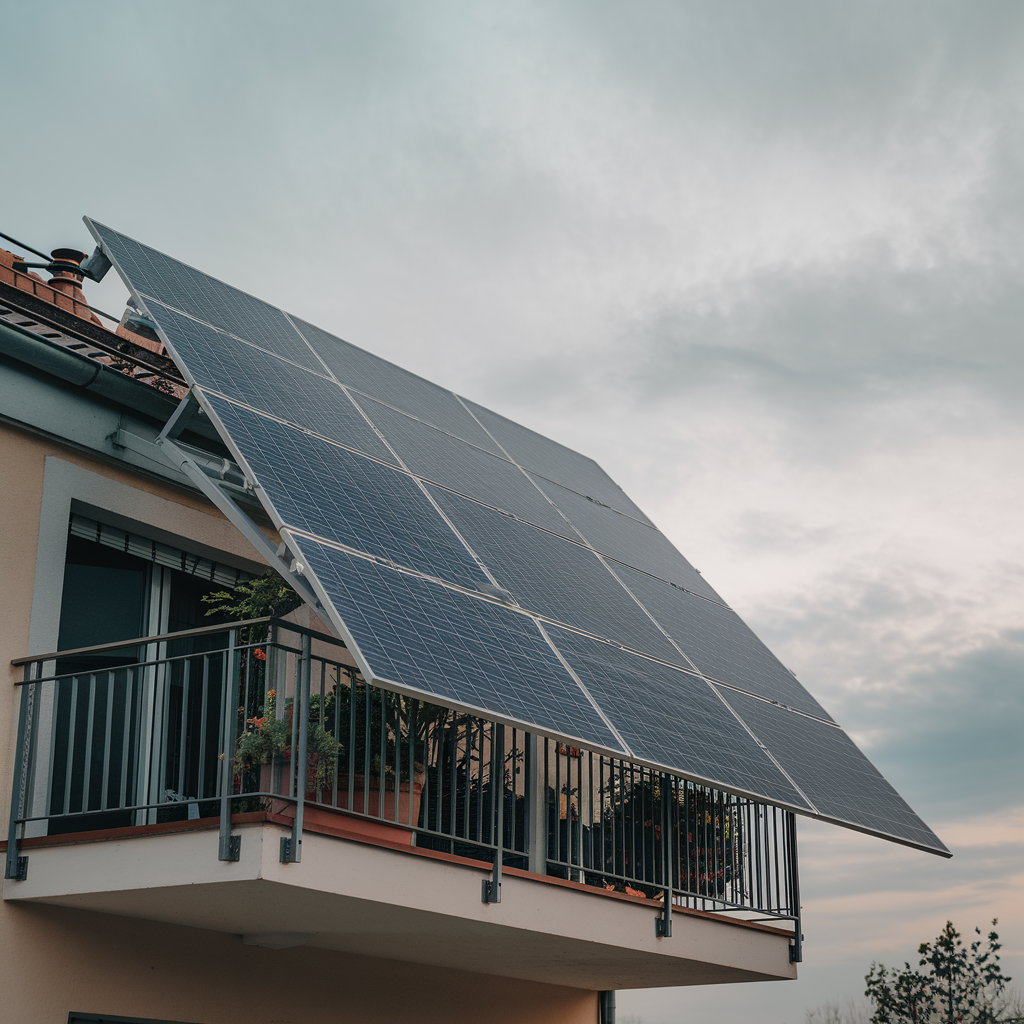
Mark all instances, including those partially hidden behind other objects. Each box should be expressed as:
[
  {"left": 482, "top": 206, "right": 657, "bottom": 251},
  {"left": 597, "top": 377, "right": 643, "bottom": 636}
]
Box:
[{"left": 86, "top": 217, "right": 947, "bottom": 856}]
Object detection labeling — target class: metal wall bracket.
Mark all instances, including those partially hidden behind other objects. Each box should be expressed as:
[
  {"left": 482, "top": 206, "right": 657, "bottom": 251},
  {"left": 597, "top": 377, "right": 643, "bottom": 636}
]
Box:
[
  {"left": 218, "top": 835, "right": 241, "bottom": 862},
  {"left": 4, "top": 856, "right": 28, "bottom": 881},
  {"left": 655, "top": 913, "right": 672, "bottom": 938},
  {"left": 156, "top": 437, "right": 321, "bottom": 611},
  {"left": 481, "top": 878, "right": 501, "bottom": 903},
  {"left": 280, "top": 836, "right": 301, "bottom": 863},
  {"left": 790, "top": 933, "right": 804, "bottom": 963}
]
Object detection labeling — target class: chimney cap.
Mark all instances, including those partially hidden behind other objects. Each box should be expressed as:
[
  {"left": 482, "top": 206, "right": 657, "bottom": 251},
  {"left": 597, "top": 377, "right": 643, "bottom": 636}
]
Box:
[{"left": 50, "top": 248, "right": 88, "bottom": 264}]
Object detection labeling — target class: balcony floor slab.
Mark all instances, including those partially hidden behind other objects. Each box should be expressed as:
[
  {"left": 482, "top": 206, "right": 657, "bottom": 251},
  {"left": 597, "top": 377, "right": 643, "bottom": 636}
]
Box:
[{"left": 4, "top": 820, "right": 797, "bottom": 990}]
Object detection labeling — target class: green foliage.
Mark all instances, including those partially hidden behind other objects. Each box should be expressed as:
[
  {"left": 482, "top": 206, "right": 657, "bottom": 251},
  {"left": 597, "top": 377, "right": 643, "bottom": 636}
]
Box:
[
  {"left": 235, "top": 687, "right": 339, "bottom": 793},
  {"left": 202, "top": 571, "right": 303, "bottom": 642},
  {"left": 864, "top": 921, "right": 1012, "bottom": 1023}
]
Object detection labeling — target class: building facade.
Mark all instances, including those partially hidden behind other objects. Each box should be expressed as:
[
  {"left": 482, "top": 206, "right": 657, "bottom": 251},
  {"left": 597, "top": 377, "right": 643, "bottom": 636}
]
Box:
[{"left": 0, "top": 230, "right": 928, "bottom": 1024}]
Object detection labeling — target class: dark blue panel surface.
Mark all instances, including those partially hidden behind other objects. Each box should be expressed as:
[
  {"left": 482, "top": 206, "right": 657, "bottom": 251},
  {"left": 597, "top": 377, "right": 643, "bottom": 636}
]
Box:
[
  {"left": 464, "top": 400, "right": 654, "bottom": 524},
  {"left": 619, "top": 565, "right": 833, "bottom": 720},
  {"left": 291, "top": 537, "right": 625, "bottom": 751},
  {"left": 716, "top": 688, "right": 948, "bottom": 854},
  {"left": 532, "top": 476, "right": 722, "bottom": 602},
  {"left": 360, "top": 398, "right": 572, "bottom": 535},
  {"left": 293, "top": 318, "right": 501, "bottom": 452},
  {"left": 430, "top": 488, "right": 685, "bottom": 666},
  {"left": 549, "top": 627, "right": 810, "bottom": 808},
  {"left": 150, "top": 303, "right": 394, "bottom": 462},
  {"left": 204, "top": 396, "right": 487, "bottom": 590},
  {"left": 88, "top": 220, "right": 325, "bottom": 372}
]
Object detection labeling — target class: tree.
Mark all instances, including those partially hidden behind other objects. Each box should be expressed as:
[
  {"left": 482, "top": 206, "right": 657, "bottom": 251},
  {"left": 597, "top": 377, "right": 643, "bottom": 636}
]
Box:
[{"left": 864, "top": 920, "right": 1012, "bottom": 1023}]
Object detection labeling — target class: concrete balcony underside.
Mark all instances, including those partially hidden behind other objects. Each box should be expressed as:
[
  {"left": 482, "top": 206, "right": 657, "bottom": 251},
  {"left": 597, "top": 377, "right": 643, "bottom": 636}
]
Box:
[{"left": 3, "top": 816, "right": 796, "bottom": 990}]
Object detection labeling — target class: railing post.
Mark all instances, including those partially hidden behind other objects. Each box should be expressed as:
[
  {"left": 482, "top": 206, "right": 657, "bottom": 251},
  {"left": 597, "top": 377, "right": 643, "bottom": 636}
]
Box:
[
  {"left": 598, "top": 989, "right": 616, "bottom": 1024},
  {"left": 5, "top": 670, "right": 34, "bottom": 881},
  {"left": 482, "top": 722, "right": 504, "bottom": 903},
  {"left": 281, "top": 632, "right": 310, "bottom": 864},
  {"left": 524, "top": 732, "right": 545, "bottom": 874},
  {"left": 787, "top": 811, "right": 803, "bottom": 963},
  {"left": 218, "top": 630, "right": 241, "bottom": 862},
  {"left": 656, "top": 773, "right": 673, "bottom": 937}
]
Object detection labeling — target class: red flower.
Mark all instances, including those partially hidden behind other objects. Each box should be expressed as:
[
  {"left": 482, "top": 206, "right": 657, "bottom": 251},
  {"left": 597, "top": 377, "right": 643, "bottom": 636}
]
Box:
[{"left": 254, "top": 648, "right": 266, "bottom": 661}]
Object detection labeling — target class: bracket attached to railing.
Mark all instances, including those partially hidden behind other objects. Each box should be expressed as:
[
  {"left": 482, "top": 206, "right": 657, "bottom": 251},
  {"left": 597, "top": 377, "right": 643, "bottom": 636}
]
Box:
[
  {"left": 5, "top": 676, "right": 33, "bottom": 882},
  {"left": 788, "top": 811, "right": 803, "bottom": 963},
  {"left": 4, "top": 855, "right": 28, "bottom": 881},
  {"left": 219, "top": 835, "right": 241, "bottom": 862},
  {"left": 280, "top": 633, "right": 311, "bottom": 865},
  {"left": 655, "top": 775, "right": 673, "bottom": 937},
  {"left": 481, "top": 723, "right": 505, "bottom": 904},
  {"left": 218, "top": 629, "right": 242, "bottom": 863}
]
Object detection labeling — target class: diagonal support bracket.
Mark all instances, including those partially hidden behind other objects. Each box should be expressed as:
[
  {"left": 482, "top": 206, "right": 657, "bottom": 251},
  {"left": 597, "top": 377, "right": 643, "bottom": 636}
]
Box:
[
  {"left": 157, "top": 389, "right": 201, "bottom": 442},
  {"left": 155, "top": 436, "right": 321, "bottom": 611}
]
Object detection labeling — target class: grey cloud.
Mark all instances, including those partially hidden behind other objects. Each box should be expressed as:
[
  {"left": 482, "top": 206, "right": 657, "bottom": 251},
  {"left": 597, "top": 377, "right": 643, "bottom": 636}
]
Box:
[{"left": 621, "top": 258, "right": 1024, "bottom": 424}]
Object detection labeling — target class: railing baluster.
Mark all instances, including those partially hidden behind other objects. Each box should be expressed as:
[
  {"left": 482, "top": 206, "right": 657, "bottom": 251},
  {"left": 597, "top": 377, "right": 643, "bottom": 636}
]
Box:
[{"left": 100, "top": 670, "right": 115, "bottom": 812}]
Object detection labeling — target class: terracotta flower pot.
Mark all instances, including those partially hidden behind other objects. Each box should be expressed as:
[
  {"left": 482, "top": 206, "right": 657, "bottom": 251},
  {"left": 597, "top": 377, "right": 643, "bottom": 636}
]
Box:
[{"left": 259, "top": 762, "right": 424, "bottom": 846}]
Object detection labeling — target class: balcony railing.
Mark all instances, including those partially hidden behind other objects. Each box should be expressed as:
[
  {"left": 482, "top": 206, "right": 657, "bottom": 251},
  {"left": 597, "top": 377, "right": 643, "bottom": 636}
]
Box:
[{"left": 6, "top": 618, "right": 801, "bottom": 947}]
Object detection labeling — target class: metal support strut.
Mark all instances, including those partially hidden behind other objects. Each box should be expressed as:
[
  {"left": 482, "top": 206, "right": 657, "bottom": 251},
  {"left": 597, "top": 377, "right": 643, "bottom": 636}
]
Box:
[
  {"left": 282, "top": 633, "right": 310, "bottom": 863},
  {"left": 482, "top": 723, "right": 504, "bottom": 903},
  {"left": 788, "top": 812, "right": 803, "bottom": 963},
  {"left": 5, "top": 674, "right": 33, "bottom": 881},
  {"left": 218, "top": 630, "right": 241, "bottom": 862},
  {"left": 655, "top": 773, "right": 673, "bottom": 937}
]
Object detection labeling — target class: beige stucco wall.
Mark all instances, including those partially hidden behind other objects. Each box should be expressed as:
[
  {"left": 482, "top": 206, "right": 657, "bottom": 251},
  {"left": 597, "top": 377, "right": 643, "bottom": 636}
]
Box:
[
  {"left": 2, "top": 902, "right": 598, "bottom": 1024},
  {"left": 0, "top": 422, "right": 600, "bottom": 1023},
  {"left": 0, "top": 421, "right": 270, "bottom": 806}
]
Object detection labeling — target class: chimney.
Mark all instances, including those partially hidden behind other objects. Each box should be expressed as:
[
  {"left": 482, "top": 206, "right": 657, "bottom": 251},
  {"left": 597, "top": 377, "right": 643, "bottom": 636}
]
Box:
[{"left": 47, "top": 248, "right": 103, "bottom": 325}]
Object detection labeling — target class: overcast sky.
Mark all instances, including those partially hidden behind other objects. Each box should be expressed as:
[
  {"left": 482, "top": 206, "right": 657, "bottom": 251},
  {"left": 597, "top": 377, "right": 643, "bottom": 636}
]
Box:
[{"left": 5, "top": 3, "right": 1022, "bottom": 1021}]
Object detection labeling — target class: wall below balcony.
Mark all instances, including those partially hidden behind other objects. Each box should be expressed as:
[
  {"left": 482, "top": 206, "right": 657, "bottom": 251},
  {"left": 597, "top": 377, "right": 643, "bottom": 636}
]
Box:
[{"left": 0, "top": 900, "right": 598, "bottom": 1024}]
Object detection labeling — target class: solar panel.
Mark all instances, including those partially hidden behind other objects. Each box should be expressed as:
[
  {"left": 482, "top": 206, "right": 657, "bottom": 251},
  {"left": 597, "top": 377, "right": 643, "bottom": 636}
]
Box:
[
  {"left": 548, "top": 627, "right": 811, "bottom": 809},
  {"left": 618, "top": 565, "right": 833, "bottom": 720},
  {"left": 358, "top": 396, "right": 573, "bottom": 535},
  {"left": 203, "top": 394, "right": 489, "bottom": 590},
  {"left": 87, "top": 218, "right": 944, "bottom": 854},
  {"left": 149, "top": 301, "right": 395, "bottom": 463},
  {"left": 90, "top": 221, "right": 326, "bottom": 372},
  {"left": 464, "top": 399, "right": 654, "bottom": 524},
  {"left": 292, "top": 317, "right": 502, "bottom": 453},
  {"left": 715, "top": 688, "right": 948, "bottom": 855},
  {"left": 530, "top": 475, "right": 722, "bottom": 601},
  {"left": 429, "top": 486, "right": 685, "bottom": 666},
  {"left": 289, "top": 535, "right": 626, "bottom": 752}
]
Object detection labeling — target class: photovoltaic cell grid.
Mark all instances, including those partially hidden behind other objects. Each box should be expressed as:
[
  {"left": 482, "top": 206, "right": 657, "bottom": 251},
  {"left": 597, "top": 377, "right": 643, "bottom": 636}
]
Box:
[
  {"left": 90, "top": 221, "right": 325, "bottom": 372},
  {"left": 290, "top": 535, "right": 624, "bottom": 752},
  {"left": 358, "top": 396, "right": 572, "bottom": 535},
  {"left": 619, "top": 565, "right": 833, "bottom": 720},
  {"left": 464, "top": 399, "right": 654, "bottom": 524},
  {"left": 149, "top": 302, "right": 395, "bottom": 463},
  {"left": 716, "top": 688, "right": 948, "bottom": 853},
  {"left": 548, "top": 626, "right": 810, "bottom": 810},
  {"left": 204, "top": 395, "right": 488, "bottom": 591},
  {"left": 292, "top": 317, "right": 502, "bottom": 454},
  {"left": 88, "top": 218, "right": 947, "bottom": 854},
  {"left": 532, "top": 475, "right": 722, "bottom": 602},
  {"left": 429, "top": 487, "right": 685, "bottom": 667}
]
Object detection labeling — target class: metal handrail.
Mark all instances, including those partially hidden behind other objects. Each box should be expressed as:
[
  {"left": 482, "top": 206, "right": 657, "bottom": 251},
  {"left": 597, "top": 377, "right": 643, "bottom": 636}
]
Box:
[{"left": 10, "top": 617, "right": 273, "bottom": 666}]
